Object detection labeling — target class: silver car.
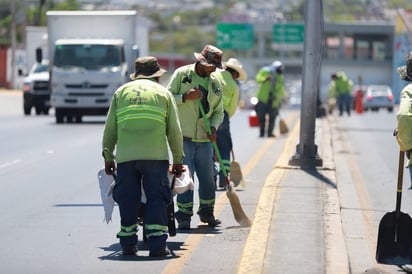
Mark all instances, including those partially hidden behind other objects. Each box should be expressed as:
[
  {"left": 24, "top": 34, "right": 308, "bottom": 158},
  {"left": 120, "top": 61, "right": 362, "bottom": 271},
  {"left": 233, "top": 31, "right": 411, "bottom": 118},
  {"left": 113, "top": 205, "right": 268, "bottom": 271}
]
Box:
[{"left": 362, "top": 85, "right": 394, "bottom": 112}]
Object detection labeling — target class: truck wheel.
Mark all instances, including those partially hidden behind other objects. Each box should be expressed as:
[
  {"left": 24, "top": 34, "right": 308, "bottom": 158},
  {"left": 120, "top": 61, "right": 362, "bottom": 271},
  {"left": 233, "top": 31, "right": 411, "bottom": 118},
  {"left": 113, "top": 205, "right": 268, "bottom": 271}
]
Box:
[
  {"left": 24, "top": 105, "right": 31, "bottom": 115},
  {"left": 75, "top": 115, "right": 82, "bottom": 123},
  {"left": 35, "top": 106, "right": 42, "bottom": 115},
  {"left": 66, "top": 115, "right": 74, "bottom": 123},
  {"left": 55, "top": 109, "right": 64, "bottom": 124}
]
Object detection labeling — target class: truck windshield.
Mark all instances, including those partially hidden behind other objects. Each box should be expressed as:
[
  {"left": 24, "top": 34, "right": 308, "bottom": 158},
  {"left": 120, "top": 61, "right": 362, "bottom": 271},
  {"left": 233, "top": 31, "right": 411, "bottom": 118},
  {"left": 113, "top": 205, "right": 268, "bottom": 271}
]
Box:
[{"left": 54, "top": 44, "right": 123, "bottom": 70}]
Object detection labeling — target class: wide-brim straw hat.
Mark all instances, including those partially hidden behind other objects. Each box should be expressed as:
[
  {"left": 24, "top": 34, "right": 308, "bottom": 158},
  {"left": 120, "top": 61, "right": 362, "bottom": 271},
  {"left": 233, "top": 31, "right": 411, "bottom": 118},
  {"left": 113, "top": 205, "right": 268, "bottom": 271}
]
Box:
[
  {"left": 130, "top": 56, "right": 166, "bottom": 80},
  {"left": 224, "top": 58, "right": 248, "bottom": 81}
]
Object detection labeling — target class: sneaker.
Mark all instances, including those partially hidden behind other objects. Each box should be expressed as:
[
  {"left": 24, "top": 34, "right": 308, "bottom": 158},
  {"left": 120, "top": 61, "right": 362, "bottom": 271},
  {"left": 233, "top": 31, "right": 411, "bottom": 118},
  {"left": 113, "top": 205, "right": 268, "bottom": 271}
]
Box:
[
  {"left": 175, "top": 211, "right": 191, "bottom": 230},
  {"left": 122, "top": 246, "right": 137, "bottom": 256},
  {"left": 149, "top": 247, "right": 171, "bottom": 257},
  {"left": 267, "top": 134, "right": 276, "bottom": 138},
  {"left": 199, "top": 215, "right": 222, "bottom": 227}
]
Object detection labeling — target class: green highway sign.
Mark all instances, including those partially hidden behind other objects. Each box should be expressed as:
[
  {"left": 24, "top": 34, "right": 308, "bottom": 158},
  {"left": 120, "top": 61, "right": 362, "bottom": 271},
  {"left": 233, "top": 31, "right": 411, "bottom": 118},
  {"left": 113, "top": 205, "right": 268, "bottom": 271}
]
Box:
[
  {"left": 216, "top": 23, "right": 254, "bottom": 50},
  {"left": 273, "top": 24, "right": 304, "bottom": 44}
]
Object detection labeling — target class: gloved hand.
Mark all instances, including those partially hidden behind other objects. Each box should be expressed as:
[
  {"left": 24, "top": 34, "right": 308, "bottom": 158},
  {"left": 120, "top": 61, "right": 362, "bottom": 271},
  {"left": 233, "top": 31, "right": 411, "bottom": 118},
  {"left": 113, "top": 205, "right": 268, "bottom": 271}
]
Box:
[
  {"left": 394, "top": 128, "right": 406, "bottom": 152},
  {"left": 170, "top": 164, "right": 186, "bottom": 178},
  {"left": 183, "top": 88, "right": 202, "bottom": 102},
  {"left": 105, "top": 161, "right": 116, "bottom": 175},
  {"left": 207, "top": 126, "right": 217, "bottom": 142}
]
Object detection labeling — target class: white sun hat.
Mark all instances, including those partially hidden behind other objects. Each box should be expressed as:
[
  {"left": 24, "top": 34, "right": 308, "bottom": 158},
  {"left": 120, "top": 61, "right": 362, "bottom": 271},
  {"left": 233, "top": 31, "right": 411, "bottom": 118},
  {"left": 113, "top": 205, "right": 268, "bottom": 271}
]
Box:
[{"left": 223, "top": 58, "right": 248, "bottom": 81}]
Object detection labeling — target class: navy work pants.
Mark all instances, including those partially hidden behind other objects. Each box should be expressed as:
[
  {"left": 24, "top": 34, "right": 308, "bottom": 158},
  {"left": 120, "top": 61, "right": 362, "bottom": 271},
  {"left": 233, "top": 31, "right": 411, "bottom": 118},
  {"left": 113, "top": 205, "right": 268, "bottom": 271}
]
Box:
[{"left": 114, "top": 160, "right": 171, "bottom": 253}]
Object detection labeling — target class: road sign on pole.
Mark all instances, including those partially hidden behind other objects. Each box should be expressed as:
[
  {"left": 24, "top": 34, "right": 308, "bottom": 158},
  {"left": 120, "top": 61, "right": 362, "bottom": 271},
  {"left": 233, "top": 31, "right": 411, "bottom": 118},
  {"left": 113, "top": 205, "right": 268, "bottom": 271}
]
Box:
[
  {"left": 216, "top": 23, "right": 254, "bottom": 50},
  {"left": 273, "top": 23, "right": 304, "bottom": 44}
]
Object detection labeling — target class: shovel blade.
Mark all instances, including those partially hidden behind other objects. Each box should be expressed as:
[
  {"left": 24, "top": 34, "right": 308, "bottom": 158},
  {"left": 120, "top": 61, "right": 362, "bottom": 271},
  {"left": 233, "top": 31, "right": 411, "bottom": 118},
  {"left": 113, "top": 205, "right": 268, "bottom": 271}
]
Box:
[{"left": 376, "top": 211, "right": 412, "bottom": 265}]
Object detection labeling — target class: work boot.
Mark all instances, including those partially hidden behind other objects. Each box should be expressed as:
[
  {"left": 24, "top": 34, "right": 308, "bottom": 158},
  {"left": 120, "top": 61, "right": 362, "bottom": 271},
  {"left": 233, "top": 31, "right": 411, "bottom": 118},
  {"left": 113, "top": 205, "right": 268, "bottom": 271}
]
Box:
[
  {"left": 198, "top": 208, "right": 221, "bottom": 227},
  {"left": 200, "top": 215, "right": 222, "bottom": 227},
  {"left": 259, "top": 125, "right": 265, "bottom": 137},
  {"left": 122, "top": 246, "right": 137, "bottom": 255},
  {"left": 122, "top": 244, "right": 137, "bottom": 255},
  {"left": 175, "top": 211, "right": 191, "bottom": 230},
  {"left": 149, "top": 247, "right": 171, "bottom": 257}
]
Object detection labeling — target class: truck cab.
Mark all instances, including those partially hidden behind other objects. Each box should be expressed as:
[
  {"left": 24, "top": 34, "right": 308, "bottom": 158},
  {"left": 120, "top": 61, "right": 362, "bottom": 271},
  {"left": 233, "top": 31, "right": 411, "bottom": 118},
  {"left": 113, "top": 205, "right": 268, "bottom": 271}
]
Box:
[
  {"left": 50, "top": 40, "right": 128, "bottom": 123},
  {"left": 22, "top": 59, "right": 50, "bottom": 115},
  {"left": 46, "top": 10, "right": 144, "bottom": 124}
]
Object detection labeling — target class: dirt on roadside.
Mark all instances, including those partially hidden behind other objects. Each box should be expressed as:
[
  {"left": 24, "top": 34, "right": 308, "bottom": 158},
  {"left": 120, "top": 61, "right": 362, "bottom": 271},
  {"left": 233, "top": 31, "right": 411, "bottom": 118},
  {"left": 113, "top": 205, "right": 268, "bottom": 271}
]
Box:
[{"left": 0, "top": 89, "right": 21, "bottom": 94}]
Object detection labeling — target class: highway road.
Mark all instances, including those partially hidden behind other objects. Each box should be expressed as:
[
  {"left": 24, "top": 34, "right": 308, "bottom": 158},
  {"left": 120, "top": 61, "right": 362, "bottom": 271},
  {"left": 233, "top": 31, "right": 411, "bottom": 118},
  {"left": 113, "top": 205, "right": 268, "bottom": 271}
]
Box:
[
  {"left": 0, "top": 91, "right": 297, "bottom": 274},
  {"left": 0, "top": 90, "right": 409, "bottom": 274}
]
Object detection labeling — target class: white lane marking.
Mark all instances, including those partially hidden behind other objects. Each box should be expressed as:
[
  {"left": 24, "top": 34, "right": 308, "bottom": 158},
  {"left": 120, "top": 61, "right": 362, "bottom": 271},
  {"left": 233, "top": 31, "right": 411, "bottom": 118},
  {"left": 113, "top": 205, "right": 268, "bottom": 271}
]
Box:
[{"left": 0, "top": 159, "right": 22, "bottom": 169}]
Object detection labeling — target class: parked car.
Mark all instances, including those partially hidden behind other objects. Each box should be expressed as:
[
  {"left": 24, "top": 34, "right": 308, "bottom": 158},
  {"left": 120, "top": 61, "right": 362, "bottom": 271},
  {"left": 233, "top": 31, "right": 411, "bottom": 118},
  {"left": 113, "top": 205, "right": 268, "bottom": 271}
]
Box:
[
  {"left": 362, "top": 84, "right": 394, "bottom": 112},
  {"left": 22, "top": 60, "right": 50, "bottom": 115}
]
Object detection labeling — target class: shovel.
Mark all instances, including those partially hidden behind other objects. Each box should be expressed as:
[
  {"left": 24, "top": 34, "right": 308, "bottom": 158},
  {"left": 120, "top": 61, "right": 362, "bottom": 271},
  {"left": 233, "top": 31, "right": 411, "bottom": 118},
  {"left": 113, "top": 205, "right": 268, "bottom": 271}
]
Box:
[
  {"left": 376, "top": 150, "right": 412, "bottom": 265},
  {"left": 230, "top": 149, "right": 245, "bottom": 187}
]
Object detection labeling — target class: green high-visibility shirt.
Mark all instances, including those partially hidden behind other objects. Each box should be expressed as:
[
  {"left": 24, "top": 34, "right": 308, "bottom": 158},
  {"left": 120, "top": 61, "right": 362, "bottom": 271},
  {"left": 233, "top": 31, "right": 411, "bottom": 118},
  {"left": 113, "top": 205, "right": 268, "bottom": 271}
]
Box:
[
  {"left": 167, "top": 63, "right": 224, "bottom": 141},
  {"left": 255, "top": 66, "right": 285, "bottom": 108},
  {"left": 213, "top": 70, "right": 239, "bottom": 118},
  {"left": 397, "top": 83, "right": 412, "bottom": 167},
  {"left": 102, "top": 78, "right": 184, "bottom": 164}
]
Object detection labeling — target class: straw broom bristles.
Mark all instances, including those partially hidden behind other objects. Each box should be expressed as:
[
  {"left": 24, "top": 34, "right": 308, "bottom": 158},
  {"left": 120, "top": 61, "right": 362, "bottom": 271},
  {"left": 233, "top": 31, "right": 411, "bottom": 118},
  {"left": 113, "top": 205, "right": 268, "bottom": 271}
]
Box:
[
  {"left": 217, "top": 147, "right": 252, "bottom": 227},
  {"left": 230, "top": 160, "right": 245, "bottom": 187},
  {"left": 279, "top": 118, "right": 289, "bottom": 134},
  {"left": 226, "top": 181, "right": 252, "bottom": 227},
  {"left": 230, "top": 150, "right": 245, "bottom": 188}
]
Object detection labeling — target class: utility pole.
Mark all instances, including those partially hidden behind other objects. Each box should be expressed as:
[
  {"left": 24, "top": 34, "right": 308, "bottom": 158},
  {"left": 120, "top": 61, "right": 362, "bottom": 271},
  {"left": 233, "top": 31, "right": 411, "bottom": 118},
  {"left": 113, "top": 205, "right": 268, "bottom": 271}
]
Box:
[
  {"left": 289, "top": 0, "right": 323, "bottom": 167},
  {"left": 10, "top": 0, "right": 16, "bottom": 89}
]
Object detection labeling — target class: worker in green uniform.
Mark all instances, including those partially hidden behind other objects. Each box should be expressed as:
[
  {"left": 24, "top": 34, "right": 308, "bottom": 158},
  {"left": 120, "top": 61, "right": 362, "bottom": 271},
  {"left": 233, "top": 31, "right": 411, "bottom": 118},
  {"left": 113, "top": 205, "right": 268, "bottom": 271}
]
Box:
[{"left": 102, "top": 56, "right": 184, "bottom": 257}]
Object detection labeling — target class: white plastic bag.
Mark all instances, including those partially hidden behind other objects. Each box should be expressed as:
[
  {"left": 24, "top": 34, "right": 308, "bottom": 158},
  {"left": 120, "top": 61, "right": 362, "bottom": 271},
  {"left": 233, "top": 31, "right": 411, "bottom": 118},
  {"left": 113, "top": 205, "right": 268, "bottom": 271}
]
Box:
[
  {"left": 97, "top": 169, "right": 115, "bottom": 224},
  {"left": 168, "top": 165, "right": 195, "bottom": 195}
]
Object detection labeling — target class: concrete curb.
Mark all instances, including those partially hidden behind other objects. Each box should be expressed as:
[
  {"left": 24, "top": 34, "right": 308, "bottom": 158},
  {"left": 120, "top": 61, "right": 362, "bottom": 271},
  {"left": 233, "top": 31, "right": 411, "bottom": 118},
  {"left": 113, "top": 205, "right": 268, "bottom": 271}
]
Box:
[
  {"left": 237, "top": 114, "right": 350, "bottom": 274},
  {"left": 321, "top": 116, "right": 350, "bottom": 273}
]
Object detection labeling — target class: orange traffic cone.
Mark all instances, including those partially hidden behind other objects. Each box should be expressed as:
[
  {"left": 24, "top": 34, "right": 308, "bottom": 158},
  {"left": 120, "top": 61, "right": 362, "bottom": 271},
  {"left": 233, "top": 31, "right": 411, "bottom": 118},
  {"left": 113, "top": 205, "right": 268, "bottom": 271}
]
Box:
[{"left": 355, "top": 89, "right": 363, "bottom": 114}]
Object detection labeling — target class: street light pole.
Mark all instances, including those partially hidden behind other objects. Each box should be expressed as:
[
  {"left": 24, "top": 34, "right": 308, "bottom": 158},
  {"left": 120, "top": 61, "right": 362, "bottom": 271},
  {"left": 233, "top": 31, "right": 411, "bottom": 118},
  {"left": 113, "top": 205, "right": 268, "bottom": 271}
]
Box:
[
  {"left": 289, "top": 0, "right": 323, "bottom": 167},
  {"left": 10, "top": 0, "right": 16, "bottom": 89}
]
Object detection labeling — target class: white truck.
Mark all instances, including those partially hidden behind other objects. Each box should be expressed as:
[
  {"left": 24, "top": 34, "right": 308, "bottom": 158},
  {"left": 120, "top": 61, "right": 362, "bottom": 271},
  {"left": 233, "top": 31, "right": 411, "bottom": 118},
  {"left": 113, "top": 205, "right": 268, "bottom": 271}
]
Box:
[{"left": 46, "top": 10, "right": 146, "bottom": 123}]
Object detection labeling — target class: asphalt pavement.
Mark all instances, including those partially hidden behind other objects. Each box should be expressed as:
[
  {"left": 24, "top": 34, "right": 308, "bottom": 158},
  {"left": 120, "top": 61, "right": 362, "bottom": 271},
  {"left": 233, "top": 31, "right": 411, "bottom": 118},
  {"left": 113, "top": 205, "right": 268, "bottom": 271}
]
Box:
[{"left": 0, "top": 88, "right": 395, "bottom": 273}]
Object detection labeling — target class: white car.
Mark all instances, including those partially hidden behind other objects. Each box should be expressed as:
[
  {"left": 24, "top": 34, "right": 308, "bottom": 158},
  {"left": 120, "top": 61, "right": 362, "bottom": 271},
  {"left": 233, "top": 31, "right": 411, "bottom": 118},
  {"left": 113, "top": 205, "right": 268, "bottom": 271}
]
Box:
[{"left": 362, "top": 84, "right": 394, "bottom": 112}]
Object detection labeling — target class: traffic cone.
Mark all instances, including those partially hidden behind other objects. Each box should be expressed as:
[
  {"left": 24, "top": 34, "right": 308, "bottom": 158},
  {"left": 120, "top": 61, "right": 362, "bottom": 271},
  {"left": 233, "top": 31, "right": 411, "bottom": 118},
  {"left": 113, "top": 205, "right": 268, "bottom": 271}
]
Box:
[{"left": 355, "top": 90, "right": 363, "bottom": 114}]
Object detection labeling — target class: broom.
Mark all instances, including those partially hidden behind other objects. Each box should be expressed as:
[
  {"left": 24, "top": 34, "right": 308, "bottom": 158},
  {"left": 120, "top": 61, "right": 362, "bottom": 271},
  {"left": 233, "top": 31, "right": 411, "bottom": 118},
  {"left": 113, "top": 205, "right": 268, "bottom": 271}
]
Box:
[
  {"left": 279, "top": 116, "right": 289, "bottom": 134},
  {"left": 198, "top": 100, "right": 252, "bottom": 227},
  {"left": 230, "top": 149, "right": 245, "bottom": 187}
]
